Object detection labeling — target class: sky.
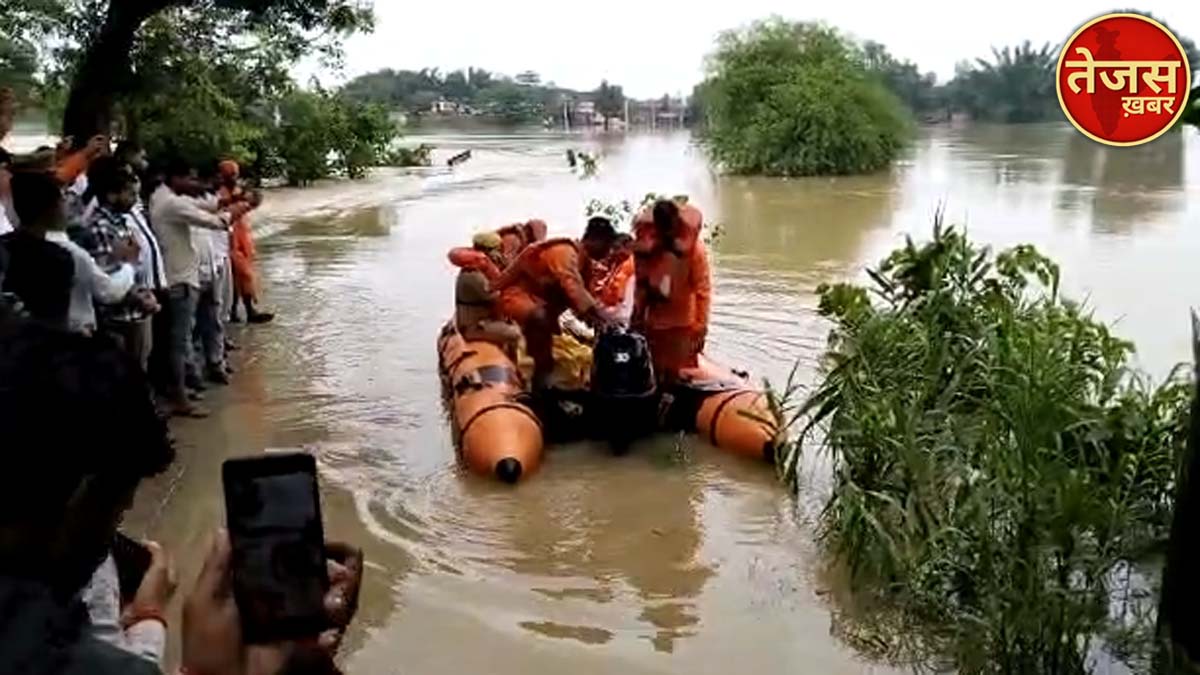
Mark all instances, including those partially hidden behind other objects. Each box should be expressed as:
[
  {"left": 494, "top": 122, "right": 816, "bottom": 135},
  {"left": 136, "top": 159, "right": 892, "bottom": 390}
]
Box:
[{"left": 323, "top": 1, "right": 1200, "bottom": 98}]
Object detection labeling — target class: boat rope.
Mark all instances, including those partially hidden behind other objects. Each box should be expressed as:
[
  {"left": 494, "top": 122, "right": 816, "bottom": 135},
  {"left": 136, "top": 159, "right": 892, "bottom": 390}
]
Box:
[
  {"left": 459, "top": 401, "right": 542, "bottom": 437},
  {"left": 709, "top": 390, "right": 758, "bottom": 447}
]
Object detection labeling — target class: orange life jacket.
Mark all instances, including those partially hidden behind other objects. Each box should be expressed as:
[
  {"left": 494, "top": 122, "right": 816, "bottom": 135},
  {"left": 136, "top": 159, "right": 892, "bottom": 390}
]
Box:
[
  {"left": 632, "top": 204, "right": 710, "bottom": 332},
  {"left": 492, "top": 238, "right": 596, "bottom": 317},
  {"left": 597, "top": 254, "right": 635, "bottom": 308},
  {"left": 448, "top": 247, "right": 502, "bottom": 282},
  {"left": 495, "top": 219, "right": 548, "bottom": 266}
]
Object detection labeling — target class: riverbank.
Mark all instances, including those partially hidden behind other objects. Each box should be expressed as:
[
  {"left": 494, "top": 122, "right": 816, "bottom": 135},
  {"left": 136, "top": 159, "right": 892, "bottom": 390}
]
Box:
[{"left": 118, "top": 167, "right": 434, "bottom": 668}]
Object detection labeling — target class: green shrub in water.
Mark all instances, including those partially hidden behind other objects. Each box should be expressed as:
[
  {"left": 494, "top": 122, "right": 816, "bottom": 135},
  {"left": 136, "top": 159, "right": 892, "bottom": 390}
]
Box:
[
  {"left": 700, "top": 19, "right": 911, "bottom": 177},
  {"left": 775, "top": 220, "right": 1191, "bottom": 672}
]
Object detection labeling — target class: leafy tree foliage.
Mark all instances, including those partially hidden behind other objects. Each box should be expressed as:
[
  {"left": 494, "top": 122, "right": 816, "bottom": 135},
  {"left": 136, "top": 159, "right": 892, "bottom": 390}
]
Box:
[
  {"left": 944, "top": 41, "right": 1059, "bottom": 123},
  {"left": 341, "top": 66, "right": 602, "bottom": 124},
  {"left": 593, "top": 80, "right": 624, "bottom": 129},
  {"left": 861, "top": 41, "right": 943, "bottom": 120},
  {"left": 774, "top": 222, "right": 1190, "bottom": 672},
  {"left": 9, "top": 0, "right": 399, "bottom": 184},
  {"left": 19, "top": 0, "right": 372, "bottom": 143},
  {"left": 1185, "top": 86, "right": 1200, "bottom": 127},
  {"left": 700, "top": 19, "right": 911, "bottom": 176}
]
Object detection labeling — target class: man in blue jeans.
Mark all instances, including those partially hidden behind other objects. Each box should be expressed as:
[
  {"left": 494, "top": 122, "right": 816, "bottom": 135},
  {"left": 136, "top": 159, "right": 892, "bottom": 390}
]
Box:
[
  {"left": 148, "top": 159, "right": 229, "bottom": 418},
  {"left": 191, "top": 223, "right": 228, "bottom": 386}
]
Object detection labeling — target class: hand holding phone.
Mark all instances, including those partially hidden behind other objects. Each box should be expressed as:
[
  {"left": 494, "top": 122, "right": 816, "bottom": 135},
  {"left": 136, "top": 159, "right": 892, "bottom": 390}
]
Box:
[
  {"left": 222, "top": 453, "right": 328, "bottom": 644},
  {"left": 129, "top": 541, "right": 176, "bottom": 613},
  {"left": 182, "top": 530, "right": 364, "bottom": 675},
  {"left": 112, "top": 533, "right": 176, "bottom": 620}
]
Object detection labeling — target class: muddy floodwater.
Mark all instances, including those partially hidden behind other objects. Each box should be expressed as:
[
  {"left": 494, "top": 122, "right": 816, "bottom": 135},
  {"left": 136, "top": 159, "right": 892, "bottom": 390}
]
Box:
[{"left": 120, "top": 124, "right": 1200, "bottom": 673}]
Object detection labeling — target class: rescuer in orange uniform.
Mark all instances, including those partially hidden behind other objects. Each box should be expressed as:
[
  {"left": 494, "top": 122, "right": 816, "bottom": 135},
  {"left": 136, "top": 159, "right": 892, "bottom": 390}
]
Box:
[
  {"left": 495, "top": 219, "right": 548, "bottom": 266},
  {"left": 494, "top": 217, "right": 619, "bottom": 388},
  {"left": 632, "top": 199, "right": 711, "bottom": 382},
  {"left": 447, "top": 232, "right": 522, "bottom": 354}
]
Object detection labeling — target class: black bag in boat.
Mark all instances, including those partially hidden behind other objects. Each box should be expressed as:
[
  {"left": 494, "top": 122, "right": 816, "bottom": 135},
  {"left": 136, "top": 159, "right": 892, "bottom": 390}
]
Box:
[{"left": 589, "top": 328, "right": 657, "bottom": 452}]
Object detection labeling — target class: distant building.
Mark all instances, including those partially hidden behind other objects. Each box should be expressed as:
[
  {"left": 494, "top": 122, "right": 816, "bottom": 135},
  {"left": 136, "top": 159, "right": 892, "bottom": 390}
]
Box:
[
  {"left": 628, "top": 97, "right": 690, "bottom": 129},
  {"left": 571, "top": 100, "right": 597, "bottom": 127},
  {"left": 430, "top": 98, "right": 458, "bottom": 114}
]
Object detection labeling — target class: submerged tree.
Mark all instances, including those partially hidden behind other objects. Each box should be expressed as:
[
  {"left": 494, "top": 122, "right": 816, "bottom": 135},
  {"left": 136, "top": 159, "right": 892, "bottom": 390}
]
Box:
[{"left": 700, "top": 19, "right": 911, "bottom": 176}]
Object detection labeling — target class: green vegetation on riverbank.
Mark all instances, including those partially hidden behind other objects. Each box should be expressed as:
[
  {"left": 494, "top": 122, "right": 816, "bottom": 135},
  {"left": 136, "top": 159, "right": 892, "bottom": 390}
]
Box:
[
  {"left": 699, "top": 20, "right": 911, "bottom": 176},
  {"left": 774, "top": 223, "right": 1191, "bottom": 672}
]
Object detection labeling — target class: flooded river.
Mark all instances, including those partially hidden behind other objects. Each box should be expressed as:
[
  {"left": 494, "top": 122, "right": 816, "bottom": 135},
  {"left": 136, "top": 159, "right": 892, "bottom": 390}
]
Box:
[{"left": 119, "top": 123, "right": 1200, "bottom": 673}]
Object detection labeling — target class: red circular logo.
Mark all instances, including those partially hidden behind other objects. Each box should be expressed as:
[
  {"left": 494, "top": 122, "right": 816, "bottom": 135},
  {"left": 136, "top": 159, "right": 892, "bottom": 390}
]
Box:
[{"left": 1057, "top": 13, "right": 1192, "bottom": 146}]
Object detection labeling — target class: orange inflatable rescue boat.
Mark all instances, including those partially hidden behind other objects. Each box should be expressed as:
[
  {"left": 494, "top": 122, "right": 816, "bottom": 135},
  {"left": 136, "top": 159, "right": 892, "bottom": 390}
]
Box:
[
  {"left": 437, "top": 323, "right": 544, "bottom": 483},
  {"left": 674, "top": 355, "right": 780, "bottom": 462}
]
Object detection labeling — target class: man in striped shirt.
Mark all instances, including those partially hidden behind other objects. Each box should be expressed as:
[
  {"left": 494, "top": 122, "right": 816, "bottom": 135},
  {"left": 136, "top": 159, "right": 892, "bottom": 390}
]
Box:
[{"left": 83, "top": 158, "right": 160, "bottom": 370}]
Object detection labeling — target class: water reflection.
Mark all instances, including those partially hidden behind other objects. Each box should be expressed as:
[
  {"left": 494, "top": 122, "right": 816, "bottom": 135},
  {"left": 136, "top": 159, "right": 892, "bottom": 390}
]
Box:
[
  {"left": 714, "top": 173, "right": 897, "bottom": 274},
  {"left": 1057, "top": 131, "right": 1185, "bottom": 233}
]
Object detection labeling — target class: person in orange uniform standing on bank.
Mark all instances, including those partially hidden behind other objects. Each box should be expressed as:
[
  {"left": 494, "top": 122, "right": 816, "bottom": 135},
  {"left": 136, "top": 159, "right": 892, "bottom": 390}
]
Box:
[
  {"left": 493, "top": 218, "right": 618, "bottom": 388},
  {"left": 632, "top": 199, "right": 711, "bottom": 382},
  {"left": 217, "top": 161, "right": 272, "bottom": 324}
]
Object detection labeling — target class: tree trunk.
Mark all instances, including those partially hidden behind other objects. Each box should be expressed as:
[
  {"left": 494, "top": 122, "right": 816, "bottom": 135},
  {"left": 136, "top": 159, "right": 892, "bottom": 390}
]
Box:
[
  {"left": 1155, "top": 311, "right": 1200, "bottom": 674},
  {"left": 60, "top": 0, "right": 175, "bottom": 145}
]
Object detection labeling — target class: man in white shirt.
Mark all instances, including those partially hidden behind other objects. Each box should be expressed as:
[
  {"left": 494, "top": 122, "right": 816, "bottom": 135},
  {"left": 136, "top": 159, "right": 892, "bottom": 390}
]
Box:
[
  {"left": 44, "top": 230, "right": 137, "bottom": 335},
  {"left": 149, "top": 160, "right": 229, "bottom": 418},
  {"left": 191, "top": 217, "right": 228, "bottom": 385},
  {"left": 35, "top": 167, "right": 139, "bottom": 335}
]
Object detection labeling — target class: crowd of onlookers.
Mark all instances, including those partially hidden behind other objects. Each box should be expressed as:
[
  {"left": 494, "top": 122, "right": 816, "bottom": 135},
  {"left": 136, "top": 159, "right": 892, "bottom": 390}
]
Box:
[
  {"left": 1, "top": 87, "right": 273, "bottom": 419},
  {"left": 2, "top": 88, "right": 362, "bottom": 675}
]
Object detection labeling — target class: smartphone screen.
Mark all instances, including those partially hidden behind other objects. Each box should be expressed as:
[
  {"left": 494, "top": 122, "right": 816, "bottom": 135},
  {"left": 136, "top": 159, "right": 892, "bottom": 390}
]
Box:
[{"left": 222, "top": 453, "right": 328, "bottom": 643}]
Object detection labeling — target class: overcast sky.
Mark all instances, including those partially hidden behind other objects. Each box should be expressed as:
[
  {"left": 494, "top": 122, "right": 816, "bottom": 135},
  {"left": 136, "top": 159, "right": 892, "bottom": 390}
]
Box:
[{"left": 326, "top": 1, "right": 1199, "bottom": 97}]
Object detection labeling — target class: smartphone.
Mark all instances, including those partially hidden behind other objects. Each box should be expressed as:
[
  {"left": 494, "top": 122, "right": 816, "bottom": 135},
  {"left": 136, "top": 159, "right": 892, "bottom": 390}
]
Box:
[
  {"left": 111, "top": 532, "right": 152, "bottom": 604},
  {"left": 222, "top": 453, "right": 328, "bottom": 643}
]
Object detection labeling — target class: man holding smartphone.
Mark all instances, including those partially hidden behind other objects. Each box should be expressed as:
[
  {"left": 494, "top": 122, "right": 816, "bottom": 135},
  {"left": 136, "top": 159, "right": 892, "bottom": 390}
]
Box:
[{"left": 84, "top": 157, "right": 161, "bottom": 369}]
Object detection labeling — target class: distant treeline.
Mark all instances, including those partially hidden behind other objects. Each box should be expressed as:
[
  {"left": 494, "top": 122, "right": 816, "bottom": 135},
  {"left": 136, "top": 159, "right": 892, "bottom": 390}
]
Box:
[
  {"left": 341, "top": 68, "right": 629, "bottom": 125},
  {"left": 852, "top": 9, "right": 1197, "bottom": 123}
]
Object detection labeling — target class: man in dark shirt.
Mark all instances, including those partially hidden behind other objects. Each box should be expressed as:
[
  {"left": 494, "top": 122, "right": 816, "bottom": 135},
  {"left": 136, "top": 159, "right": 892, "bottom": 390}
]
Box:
[{"left": 0, "top": 171, "right": 75, "bottom": 327}]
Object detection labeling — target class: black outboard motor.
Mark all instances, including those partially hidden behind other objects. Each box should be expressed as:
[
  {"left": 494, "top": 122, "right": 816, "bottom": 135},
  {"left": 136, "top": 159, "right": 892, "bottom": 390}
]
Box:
[{"left": 590, "top": 327, "right": 657, "bottom": 453}]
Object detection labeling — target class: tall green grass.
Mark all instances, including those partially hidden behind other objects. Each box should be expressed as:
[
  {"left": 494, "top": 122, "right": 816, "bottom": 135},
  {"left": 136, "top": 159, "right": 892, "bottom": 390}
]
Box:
[{"left": 774, "top": 221, "right": 1191, "bottom": 672}]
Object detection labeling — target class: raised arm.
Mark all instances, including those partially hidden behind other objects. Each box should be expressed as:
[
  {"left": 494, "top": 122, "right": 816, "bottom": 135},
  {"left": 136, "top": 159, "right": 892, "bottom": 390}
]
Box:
[
  {"left": 172, "top": 194, "right": 229, "bottom": 231},
  {"left": 84, "top": 249, "right": 135, "bottom": 304}
]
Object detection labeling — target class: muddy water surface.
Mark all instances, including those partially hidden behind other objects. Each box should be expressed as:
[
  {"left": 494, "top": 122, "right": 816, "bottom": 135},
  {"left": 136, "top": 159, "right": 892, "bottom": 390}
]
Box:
[{"left": 124, "top": 125, "right": 1200, "bottom": 673}]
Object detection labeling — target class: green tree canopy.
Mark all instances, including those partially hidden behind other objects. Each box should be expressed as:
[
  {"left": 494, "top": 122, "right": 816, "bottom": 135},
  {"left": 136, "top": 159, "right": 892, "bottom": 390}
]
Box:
[
  {"left": 700, "top": 19, "right": 911, "bottom": 176},
  {"left": 341, "top": 66, "right": 592, "bottom": 123},
  {"left": 17, "top": 0, "right": 372, "bottom": 143},
  {"left": 593, "top": 80, "right": 625, "bottom": 129},
  {"left": 861, "top": 41, "right": 943, "bottom": 119},
  {"left": 944, "top": 41, "right": 1058, "bottom": 123}
]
